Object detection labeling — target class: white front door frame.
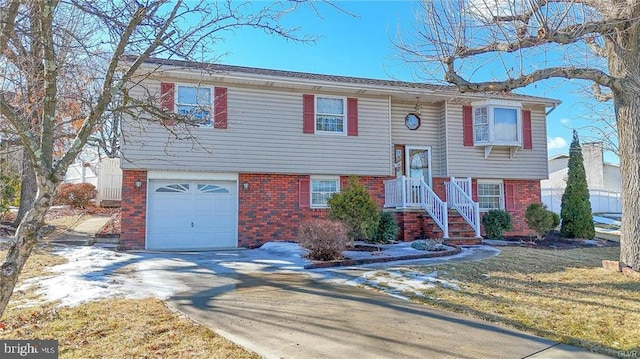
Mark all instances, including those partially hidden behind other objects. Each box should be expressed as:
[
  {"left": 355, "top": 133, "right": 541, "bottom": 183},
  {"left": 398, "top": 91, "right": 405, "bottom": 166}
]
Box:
[{"left": 405, "top": 145, "right": 432, "bottom": 187}]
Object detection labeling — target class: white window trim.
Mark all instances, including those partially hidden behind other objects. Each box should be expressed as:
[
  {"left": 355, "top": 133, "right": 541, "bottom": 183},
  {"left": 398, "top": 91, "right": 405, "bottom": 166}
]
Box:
[
  {"left": 310, "top": 176, "right": 341, "bottom": 208},
  {"left": 175, "top": 83, "right": 214, "bottom": 127},
  {"left": 477, "top": 179, "right": 504, "bottom": 212},
  {"left": 471, "top": 100, "right": 522, "bottom": 147},
  {"left": 315, "top": 95, "right": 347, "bottom": 135}
]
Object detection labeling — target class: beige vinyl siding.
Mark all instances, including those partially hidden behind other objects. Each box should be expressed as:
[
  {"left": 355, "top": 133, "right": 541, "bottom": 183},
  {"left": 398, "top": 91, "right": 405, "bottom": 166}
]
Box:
[
  {"left": 445, "top": 103, "right": 549, "bottom": 179},
  {"left": 439, "top": 103, "right": 448, "bottom": 176},
  {"left": 121, "top": 80, "right": 392, "bottom": 176},
  {"left": 390, "top": 101, "right": 446, "bottom": 177}
]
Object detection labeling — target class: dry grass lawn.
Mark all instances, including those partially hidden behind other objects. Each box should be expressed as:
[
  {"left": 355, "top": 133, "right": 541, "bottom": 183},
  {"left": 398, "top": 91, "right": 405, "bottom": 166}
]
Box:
[
  {"left": 406, "top": 246, "right": 639, "bottom": 356},
  {"left": 0, "top": 245, "right": 258, "bottom": 358}
]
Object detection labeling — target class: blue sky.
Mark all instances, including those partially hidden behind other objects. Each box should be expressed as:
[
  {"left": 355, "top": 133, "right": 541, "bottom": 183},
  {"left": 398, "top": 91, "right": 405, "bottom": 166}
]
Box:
[{"left": 211, "top": 1, "right": 617, "bottom": 163}]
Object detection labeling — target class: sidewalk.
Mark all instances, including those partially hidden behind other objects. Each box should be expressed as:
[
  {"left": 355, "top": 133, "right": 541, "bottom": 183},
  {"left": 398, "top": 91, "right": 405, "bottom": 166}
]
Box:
[{"left": 50, "top": 215, "right": 113, "bottom": 246}]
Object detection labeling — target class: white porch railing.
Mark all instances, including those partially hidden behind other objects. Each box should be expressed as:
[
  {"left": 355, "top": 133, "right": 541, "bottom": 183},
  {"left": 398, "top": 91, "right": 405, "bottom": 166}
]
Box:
[
  {"left": 384, "top": 176, "right": 449, "bottom": 238},
  {"left": 445, "top": 178, "right": 481, "bottom": 238}
]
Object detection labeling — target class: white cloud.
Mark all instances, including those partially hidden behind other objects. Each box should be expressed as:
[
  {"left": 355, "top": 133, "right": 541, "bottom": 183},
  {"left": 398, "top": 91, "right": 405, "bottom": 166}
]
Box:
[
  {"left": 548, "top": 136, "right": 568, "bottom": 150},
  {"left": 560, "top": 118, "right": 571, "bottom": 126}
]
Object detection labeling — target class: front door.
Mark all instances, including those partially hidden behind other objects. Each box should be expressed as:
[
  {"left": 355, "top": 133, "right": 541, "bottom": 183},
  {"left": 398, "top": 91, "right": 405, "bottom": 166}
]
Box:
[{"left": 405, "top": 146, "right": 432, "bottom": 187}]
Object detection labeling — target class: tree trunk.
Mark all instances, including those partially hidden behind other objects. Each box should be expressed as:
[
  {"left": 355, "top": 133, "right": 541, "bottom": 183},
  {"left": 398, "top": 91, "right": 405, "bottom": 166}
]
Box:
[
  {"left": 12, "top": 149, "right": 38, "bottom": 226},
  {"left": 608, "top": 19, "right": 640, "bottom": 271},
  {"left": 0, "top": 179, "right": 56, "bottom": 319},
  {"left": 615, "top": 91, "right": 640, "bottom": 270}
]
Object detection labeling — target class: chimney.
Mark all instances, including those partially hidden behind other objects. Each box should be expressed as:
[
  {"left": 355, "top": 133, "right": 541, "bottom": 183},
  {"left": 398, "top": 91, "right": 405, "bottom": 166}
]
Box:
[{"left": 582, "top": 142, "right": 604, "bottom": 190}]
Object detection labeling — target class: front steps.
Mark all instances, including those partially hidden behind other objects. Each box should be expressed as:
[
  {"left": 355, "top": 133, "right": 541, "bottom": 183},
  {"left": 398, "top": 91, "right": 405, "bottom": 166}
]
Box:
[{"left": 392, "top": 209, "right": 482, "bottom": 245}]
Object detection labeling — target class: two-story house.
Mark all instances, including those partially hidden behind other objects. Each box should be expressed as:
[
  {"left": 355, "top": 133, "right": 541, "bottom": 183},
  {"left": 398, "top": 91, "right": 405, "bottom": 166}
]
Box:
[{"left": 119, "top": 58, "right": 559, "bottom": 251}]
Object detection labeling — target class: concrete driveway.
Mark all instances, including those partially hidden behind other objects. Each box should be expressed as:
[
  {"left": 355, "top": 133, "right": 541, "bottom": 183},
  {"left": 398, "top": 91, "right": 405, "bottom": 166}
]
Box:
[{"left": 158, "top": 247, "right": 609, "bottom": 359}]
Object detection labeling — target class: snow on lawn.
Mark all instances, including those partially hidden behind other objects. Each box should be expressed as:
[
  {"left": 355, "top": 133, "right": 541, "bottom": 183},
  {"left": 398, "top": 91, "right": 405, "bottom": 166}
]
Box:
[
  {"left": 342, "top": 269, "right": 460, "bottom": 300},
  {"left": 17, "top": 243, "right": 313, "bottom": 307},
  {"left": 16, "top": 242, "right": 490, "bottom": 308}
]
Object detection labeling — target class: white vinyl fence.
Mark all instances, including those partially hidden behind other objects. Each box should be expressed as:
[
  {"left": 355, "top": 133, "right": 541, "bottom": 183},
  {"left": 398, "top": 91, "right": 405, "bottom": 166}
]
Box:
[
  {"left": 96, "top": 158, "right": 122, "bottom": 204},
  {"left": 64, "top": 162, "right": 98, "bottom": 186},
  {"left": 542, "top": 187, "right": 622, "bottom": 214}
]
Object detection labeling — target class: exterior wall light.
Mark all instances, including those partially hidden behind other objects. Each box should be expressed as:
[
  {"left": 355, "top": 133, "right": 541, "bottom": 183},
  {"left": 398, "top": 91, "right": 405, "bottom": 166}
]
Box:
[
  {"left": 135, "top": 179, "right": 142, "bottom": 189},
  {"left": 242, "top": 182, "right": 249, "bottom": 190}
]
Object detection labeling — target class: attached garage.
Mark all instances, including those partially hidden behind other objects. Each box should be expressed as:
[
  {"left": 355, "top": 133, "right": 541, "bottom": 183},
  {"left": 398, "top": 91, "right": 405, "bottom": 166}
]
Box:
[{"left": 146, "top": 179, "right": 238, "bottom": 250}]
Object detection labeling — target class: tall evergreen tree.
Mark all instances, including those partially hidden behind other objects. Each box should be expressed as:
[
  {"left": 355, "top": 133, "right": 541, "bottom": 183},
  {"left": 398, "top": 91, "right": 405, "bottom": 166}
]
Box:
[{"left": 560, "top": 131, "right": 595, "bottom": 239}]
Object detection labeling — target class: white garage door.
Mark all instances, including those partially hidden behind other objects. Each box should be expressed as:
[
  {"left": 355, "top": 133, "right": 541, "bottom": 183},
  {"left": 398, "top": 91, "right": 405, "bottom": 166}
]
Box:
[{"left": 147, "top": 180, "right": 237, "bottom": 250}]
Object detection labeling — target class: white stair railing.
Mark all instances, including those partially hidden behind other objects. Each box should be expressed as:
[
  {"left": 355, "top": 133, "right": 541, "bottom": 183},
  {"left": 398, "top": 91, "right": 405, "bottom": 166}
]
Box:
[
  {"left": 384, "top": 176, "right": 449, "bottom": 238},
  {"left": 446, "top": 179, "right": 481, "bottom": 237}
]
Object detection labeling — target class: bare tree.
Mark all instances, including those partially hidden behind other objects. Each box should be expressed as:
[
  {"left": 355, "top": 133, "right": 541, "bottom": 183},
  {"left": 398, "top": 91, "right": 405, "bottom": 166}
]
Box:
[
  {"left": 399, "top": 0, "right": 639, "bottom": 270},
  {"left": 0, "top": 0, "right": 334, "bottom": 319}
]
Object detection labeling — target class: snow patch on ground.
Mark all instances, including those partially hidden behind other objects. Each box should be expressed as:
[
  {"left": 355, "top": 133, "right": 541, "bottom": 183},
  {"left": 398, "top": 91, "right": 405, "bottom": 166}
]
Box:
[
  {"left": 17, "top": 242, "right": 492, "bottom": 308},
  {"left": 341, "top": 269, "right": 460, "bottom": 300}
]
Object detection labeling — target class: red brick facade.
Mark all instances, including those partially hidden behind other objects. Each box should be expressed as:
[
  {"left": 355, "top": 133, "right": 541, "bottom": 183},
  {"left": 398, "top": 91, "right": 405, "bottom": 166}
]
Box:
[
  {"left": 393, "top": 178, "right": 541, "bottom": 241},
  {"left": 119, "top": 171, "right": 541, "bottom": 249},
  {"left": 237, "top": 174, "right": 387, "bottom": 247},
  {"left": 500, "top": 179, "right": 541, "bottom": 237},
  {"left": 120, "top": 170, "right": 147, "bottom": 249}
]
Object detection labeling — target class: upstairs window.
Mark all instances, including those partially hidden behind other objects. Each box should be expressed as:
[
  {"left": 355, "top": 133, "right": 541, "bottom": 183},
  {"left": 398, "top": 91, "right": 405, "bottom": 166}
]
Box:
[
  {"left": 473, "top": 101, "right": 521, "bottom": 146},
  {"left": 176, "top": 85, "right": 212, "bottom": 126},
  {"left": 315, "top": 96, "right": 346, "bottom": 134}
]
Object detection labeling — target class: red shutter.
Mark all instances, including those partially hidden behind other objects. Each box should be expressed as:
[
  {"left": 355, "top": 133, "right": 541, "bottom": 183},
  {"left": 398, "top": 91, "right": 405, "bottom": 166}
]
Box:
[
  {"left": 214, "top": 87, "right": 228, "bottom": 129},
  {"left": 522, "top": 110, "right": 532, "bottom": 149},
  {"left": 299, "top": 178, "right": 310, "bottom": 208},
  {"left": 160, "top": 82, "right": 175, "bottom": 126},
  {"left": 340, "top": 176, "right": 349, "bottom": 191},
  {"left": 504, "top": 183, "right": 515, "bottom": 211},
  {"left": 471, "top": 179, "right": 478, "bottom": 202},
  {"left": 463, "top": 105, "right": 473, "bottom": 146},
  {"left": 347, "top": 98, "right": 358, "bottom": 136},
  {"left": 303, "top": 94, "right": 315, "bottom": 134}
]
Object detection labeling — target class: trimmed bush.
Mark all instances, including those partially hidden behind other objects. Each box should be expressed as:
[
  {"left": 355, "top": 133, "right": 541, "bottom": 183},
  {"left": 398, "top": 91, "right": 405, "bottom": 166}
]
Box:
[
  {"left": 560, "top": 130, "right": 595, "bottom": 239},
  {"left": 525, "top": 203, "right": 556, "bottom": 240},
  {"left": 54, "top": 183, "right": 97, "bottom": 208},
  {"left": 297, "top": 219, "right": 348, "bottom": 261},
  {"left": 0, "top": 172, "right": 21, "bottom": 214},
  {"left": 327, "top": 177, "right": 380, "bottom": 243},
  {"left": 481, "top": 210, "right": 512, "bottom": 239},
  {"left": 372, "top": 211, "right": 399, "bottom": 244},
  {"left": 551, "top": 212, "right": 560, "bottom": 229}
]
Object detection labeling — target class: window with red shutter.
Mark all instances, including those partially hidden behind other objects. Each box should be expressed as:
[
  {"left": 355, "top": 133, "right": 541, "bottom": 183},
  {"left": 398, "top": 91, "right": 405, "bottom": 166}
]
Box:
[
  {"left": 504, "top": 183, "right": 516, "bottom": 211},
  {"left": 214, "top": 87, "right": 228, "bottom": 129},
  {"left": 303, "top": 94, "right": 315, "bottom": 134},
  {"left": 463, "top": 105, "right": 473, "bottom": 146},
  {"left": 160, "top": 82, "right": 175, "bottom": 126},
  {"left": 522, "top": 110, "right": 532, "bottom": 149},
  {"left": 347, "top": 98, "right": 358, "bottom": 136},
  {"left": 299, "top": 178, "right": 310, "bottom": 208}
]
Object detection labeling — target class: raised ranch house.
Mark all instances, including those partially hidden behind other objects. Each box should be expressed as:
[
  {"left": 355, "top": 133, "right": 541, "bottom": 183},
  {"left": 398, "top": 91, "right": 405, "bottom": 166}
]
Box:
[{"left": 119, "top": 58, "right": 560, "bottom": 251}]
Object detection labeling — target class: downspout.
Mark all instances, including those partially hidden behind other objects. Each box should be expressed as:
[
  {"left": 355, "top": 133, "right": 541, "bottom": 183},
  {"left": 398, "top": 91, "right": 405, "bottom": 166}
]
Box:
[{"left": 546, "top": 104, "right": 558, "bottom": 116}]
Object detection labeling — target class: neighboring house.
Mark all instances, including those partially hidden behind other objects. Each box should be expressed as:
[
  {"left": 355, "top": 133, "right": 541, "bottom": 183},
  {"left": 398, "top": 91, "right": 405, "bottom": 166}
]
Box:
[
  {"left": 541, "top": 142, "right": 621, "bottom": 213},
  {"left": 119, "top": 58, "right": 559, "bottom": 251}
]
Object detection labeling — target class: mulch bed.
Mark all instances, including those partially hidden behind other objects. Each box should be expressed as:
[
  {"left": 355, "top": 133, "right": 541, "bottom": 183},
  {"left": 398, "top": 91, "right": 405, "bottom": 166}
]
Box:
[
  {"left": 495, "top": 231, "right": 619, "bottom": 250},
  {"left": 96, "top": 212, "right": 121, "bottom": 237},
  {"left": 345, "top": 244, "right": 385, "bottom": 252}
]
